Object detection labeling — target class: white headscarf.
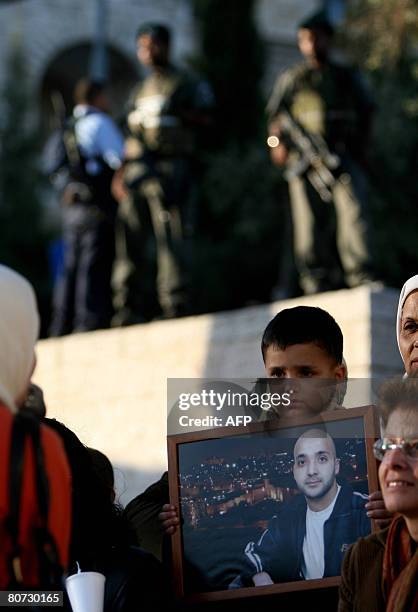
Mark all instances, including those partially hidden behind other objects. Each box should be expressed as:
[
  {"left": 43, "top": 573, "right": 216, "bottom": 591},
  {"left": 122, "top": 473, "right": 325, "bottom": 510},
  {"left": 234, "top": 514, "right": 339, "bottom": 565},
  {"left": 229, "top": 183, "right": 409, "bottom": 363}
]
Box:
[
  {"left": 0, "top": 265, "right": 40, "bottom": 412},
  {"left": 396, "top": 275, "right": 418, "bottom": 359}
]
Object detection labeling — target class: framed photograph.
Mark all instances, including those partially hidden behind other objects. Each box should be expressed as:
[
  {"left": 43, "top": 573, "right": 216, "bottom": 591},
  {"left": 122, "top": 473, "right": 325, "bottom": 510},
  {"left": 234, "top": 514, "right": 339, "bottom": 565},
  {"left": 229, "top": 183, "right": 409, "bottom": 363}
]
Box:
[{"left": 167, "top": 406, "right": 379, "bottom": 602}]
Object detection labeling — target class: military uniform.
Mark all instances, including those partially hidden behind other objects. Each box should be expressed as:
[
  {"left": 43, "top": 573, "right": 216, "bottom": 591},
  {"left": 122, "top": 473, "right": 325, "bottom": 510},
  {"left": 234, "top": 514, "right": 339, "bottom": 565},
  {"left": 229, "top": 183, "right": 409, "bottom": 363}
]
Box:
[
  {"left": 268, "top": 60, "right": 375, "bottom": 294},
  {"left": 113, "top": 65, "right": 213, "bottom": 322}
]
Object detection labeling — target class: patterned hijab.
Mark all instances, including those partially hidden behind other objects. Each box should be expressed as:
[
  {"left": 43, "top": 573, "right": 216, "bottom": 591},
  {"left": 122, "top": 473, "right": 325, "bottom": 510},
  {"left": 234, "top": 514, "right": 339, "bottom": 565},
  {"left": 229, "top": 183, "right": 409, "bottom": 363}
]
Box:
[{"left": 0, "top": 265, "right": 39, "bottom": 412}]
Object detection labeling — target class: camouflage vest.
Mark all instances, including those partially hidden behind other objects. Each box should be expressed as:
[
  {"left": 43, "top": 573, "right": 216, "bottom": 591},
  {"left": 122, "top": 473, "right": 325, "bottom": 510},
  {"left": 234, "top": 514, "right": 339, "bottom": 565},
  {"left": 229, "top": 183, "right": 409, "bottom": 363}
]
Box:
[
  {"left": 127, "top": 66, "right": 197, "bottom": 157},
  {"left": 270, "top": 61, "right": 371, "bottom": 158}
]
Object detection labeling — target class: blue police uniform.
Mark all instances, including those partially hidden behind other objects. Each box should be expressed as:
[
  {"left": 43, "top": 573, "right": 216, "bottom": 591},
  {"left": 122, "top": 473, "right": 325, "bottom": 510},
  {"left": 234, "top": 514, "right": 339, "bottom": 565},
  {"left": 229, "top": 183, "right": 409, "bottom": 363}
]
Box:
[{"left": 49, "top": 104, "right": 124, "bottom": 335}]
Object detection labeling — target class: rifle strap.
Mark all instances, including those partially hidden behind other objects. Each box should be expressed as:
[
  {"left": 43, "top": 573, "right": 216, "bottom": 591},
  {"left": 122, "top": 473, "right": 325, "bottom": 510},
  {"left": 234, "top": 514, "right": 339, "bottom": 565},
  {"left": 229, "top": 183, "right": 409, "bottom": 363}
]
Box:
[
  {"left": 8, "top": 415, "right": 27, "bottom": 583},
  {"left": 62, "top": 119, "right": 81, "bottom": 170},
  {"left": 7, "top": 413, "right": 60, "bottom": 587}
]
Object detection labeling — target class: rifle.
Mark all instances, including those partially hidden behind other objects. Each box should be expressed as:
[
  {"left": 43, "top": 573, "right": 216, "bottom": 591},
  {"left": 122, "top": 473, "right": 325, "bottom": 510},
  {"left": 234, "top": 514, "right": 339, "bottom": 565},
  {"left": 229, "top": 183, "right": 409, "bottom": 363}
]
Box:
[
  {"left": 42, "top": 91, "right": 69, "bottom": 180},
  {"left": 275, "top": 109, "right": 342, "bottom": 203},
  {"left": 50, "top": 90, "right": 66, "bottom": 131}
]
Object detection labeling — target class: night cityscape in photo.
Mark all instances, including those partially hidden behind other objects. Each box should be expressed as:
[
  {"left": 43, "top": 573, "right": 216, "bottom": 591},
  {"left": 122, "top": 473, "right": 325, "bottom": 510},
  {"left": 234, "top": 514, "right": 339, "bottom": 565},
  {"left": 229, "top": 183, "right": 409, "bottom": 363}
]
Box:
[
  {"left": 177, "top": 424, "right": 370, "bottom": 593},
  {"left": 179, "top": 433, "right": 368, "bottom": 531}
]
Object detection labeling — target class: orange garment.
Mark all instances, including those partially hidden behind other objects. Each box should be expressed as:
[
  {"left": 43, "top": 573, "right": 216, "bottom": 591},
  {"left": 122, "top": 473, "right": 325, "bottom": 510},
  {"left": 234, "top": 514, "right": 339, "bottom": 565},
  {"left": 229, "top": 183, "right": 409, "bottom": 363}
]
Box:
[{"left": 0, "top": 404, "right": 71, "bottom": 587}]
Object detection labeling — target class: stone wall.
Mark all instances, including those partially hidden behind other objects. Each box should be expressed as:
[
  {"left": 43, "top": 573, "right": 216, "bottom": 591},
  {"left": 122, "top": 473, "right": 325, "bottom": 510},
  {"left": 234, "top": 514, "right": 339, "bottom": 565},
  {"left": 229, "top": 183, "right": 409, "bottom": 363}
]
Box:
[
  {"left": 33, "top": 285, "right": 402, "bottom": 506},
  {"left": 0, "top": 0, "right": 318, "bottom": 100},
  {"left": 0, "top": 0, "right": 197, "bottom": 92}
]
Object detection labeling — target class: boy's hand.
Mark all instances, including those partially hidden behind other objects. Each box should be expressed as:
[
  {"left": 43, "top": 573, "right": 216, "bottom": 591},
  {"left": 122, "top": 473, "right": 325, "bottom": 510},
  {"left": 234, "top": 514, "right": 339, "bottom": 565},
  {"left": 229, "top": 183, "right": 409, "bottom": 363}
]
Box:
[
  {"left": 366, "top": 490, "right": 393, "bottom": 529},
  {"left": 159, "top": 504, "right": 179, "bottom": 535}
]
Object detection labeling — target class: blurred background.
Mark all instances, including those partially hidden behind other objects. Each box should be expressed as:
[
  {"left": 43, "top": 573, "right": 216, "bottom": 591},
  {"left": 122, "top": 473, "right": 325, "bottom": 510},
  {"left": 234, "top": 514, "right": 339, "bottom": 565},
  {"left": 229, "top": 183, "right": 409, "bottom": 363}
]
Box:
[{"left": 0, "top": 0, "right": 417, "bottom": 335}]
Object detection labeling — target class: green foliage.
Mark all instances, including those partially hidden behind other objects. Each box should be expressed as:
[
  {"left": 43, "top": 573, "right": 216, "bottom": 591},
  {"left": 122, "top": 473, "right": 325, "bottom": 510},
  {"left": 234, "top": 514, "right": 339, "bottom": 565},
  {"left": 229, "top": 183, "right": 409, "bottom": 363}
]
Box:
[
  {"left": 192, "top": 147, "right": 284, "bottom": 312},
  {"left": 343, "top": 0, "right": 418, "bottom": 285},
  {"left": 345, "top": 0, "right": 418, "bottom": 72},
  {"left": 190, "top": 0, "right": 284, "bottom": 311},
  {"left": 192, "top": 0, "right": 265, "bottom": 144},
  {"left": 0, "top": 40, "right": 51, "bottom": 329}
]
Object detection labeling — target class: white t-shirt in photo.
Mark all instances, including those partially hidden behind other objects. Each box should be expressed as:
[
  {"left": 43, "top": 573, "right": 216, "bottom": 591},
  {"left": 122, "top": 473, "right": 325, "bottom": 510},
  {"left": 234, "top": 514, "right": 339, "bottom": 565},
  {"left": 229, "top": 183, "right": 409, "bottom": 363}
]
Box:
[{"left": 301, "top": 485, "right": 341, "bottom": 580}]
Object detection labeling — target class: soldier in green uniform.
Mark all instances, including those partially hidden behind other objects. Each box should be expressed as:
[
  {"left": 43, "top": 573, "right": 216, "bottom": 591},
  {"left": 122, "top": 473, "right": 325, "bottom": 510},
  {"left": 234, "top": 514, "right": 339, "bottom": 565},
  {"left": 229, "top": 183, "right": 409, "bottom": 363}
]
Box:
[
  {"left": 267, "top": 12, "right": 375, "bottom": 295},
  {"left": 112, "top": 23, "right": 213, "bottom": 323}
]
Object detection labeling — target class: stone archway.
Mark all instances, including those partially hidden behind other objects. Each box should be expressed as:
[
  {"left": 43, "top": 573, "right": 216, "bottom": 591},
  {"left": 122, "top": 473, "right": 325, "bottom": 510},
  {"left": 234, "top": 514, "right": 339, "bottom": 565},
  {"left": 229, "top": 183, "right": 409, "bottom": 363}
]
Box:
[{"left": 39, "top": 41, "right": 139, "bottom": 133}]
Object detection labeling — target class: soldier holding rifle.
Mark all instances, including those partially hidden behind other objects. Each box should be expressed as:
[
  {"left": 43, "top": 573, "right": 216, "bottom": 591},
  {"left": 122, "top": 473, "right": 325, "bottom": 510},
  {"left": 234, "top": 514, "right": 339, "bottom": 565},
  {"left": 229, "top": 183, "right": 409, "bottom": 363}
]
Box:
[{"left": 268, "top": 11, "right": 375, "bottom": 295}]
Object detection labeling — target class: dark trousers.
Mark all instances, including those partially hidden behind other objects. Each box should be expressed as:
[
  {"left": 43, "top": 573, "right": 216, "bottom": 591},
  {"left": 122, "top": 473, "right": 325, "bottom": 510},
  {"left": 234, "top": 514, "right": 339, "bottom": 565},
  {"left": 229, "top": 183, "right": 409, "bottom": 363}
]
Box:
[
  {"left": 50, "top": 204, "right": 115, "bottom": 336},
  {"left": 113, "top": 157, "right": 196, "bottom": 323},
  {"left": 288, "top": 157, "right": 371, "bottom": 294}
]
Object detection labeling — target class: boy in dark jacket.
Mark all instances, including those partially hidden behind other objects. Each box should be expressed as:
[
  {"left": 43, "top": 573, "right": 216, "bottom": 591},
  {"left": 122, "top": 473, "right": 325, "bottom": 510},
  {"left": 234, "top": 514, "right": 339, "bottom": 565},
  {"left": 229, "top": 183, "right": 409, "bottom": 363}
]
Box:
[{"left": 129, "top": 306, "right": 387, "bottom": 549}]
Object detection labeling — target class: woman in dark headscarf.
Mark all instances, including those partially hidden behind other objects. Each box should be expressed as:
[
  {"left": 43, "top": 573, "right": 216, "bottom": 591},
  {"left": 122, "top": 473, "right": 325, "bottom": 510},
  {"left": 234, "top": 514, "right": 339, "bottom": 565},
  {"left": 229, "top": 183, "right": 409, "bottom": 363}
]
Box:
[{"left": 44, "top": 419, "right": 167, "bottom": 611}]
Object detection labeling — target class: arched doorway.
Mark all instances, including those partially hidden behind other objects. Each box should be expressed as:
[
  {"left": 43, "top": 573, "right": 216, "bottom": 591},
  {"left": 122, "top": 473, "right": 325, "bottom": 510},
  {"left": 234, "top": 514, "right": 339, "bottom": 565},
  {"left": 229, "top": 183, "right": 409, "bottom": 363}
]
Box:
[{"left": 39, "top": 41, "right": 139, "bottom": 133}]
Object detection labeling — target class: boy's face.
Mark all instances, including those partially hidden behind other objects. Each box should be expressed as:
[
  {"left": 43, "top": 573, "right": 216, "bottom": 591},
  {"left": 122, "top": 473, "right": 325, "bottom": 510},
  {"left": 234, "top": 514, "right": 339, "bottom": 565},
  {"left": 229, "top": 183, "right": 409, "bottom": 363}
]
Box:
[{"left": 264, "top": 342, "right": 345, "bottom": 418}]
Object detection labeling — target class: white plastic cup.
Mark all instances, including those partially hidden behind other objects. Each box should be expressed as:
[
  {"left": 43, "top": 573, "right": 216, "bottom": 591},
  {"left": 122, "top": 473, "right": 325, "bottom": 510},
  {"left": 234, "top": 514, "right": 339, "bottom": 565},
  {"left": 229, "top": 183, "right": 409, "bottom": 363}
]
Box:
[{"left": 65, "top": 571, "right": 106, "bottom": 612}]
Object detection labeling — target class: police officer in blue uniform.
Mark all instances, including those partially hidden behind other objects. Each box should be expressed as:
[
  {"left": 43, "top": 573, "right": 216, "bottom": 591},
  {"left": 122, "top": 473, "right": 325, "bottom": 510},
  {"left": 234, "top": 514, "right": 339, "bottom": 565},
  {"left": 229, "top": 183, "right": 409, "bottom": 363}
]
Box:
[{"left": 49, "top": 79, "right": 124, "bottom": 335}]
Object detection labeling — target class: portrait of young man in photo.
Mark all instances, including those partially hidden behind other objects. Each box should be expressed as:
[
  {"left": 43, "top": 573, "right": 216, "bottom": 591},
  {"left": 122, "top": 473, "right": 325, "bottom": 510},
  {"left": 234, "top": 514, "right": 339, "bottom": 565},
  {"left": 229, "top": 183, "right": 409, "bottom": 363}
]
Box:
[{"left": 241, "top": 429, "right": 371, "bottom": 586}]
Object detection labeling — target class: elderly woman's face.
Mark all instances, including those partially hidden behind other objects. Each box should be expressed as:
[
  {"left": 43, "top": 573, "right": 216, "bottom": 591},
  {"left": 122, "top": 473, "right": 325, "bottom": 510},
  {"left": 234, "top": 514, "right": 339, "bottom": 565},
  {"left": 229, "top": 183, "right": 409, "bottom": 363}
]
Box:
[
  {"left": 399, "top": 291, "right": 418, "bottom": 375},
  {"left": 379, "top": 407, "right": 418, "bottom": 518}
]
